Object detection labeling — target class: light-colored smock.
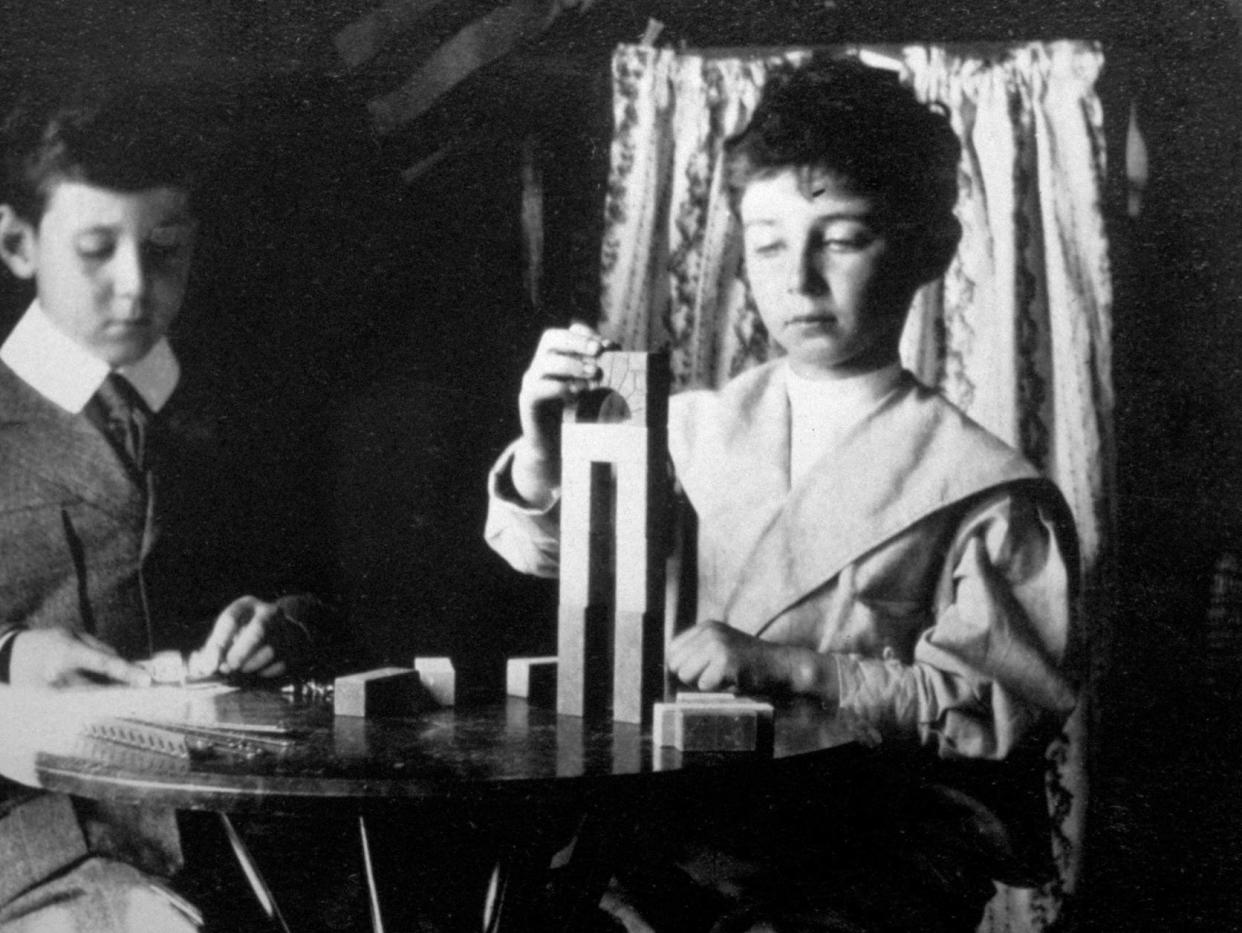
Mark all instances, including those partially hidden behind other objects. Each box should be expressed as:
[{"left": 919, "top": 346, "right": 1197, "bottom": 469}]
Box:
[{"left": 486, "top": 362, "right": 1078, "bottom": 762}]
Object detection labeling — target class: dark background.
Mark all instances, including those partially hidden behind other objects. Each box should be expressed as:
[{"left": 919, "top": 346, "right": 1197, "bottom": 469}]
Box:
[{"left": 2, "top": 1, "right": 1241, "bottom": 928}]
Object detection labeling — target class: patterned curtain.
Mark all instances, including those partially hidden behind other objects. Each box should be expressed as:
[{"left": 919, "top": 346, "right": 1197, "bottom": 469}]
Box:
[{"left": 598, "top": 41, "right": 1113, "bottom": 933}]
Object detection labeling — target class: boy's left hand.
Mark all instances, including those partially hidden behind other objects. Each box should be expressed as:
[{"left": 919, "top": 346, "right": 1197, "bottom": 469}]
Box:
[
  {"left": 667, "top": 621, "right": 791, "bottom": 694},
  {"left": 191, "top": 596, "right": 307, "bottom": 680}
]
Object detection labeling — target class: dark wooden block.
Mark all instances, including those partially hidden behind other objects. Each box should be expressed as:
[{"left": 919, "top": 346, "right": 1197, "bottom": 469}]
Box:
[
  {"left": 413, "top": 656, "right": 456, "bottom": 707},
  {"left": 333, "top": 667, "right": 427, "bottom": 718},
  {"left": 507, "top": 656, "right": 558, "bottom": 708}
]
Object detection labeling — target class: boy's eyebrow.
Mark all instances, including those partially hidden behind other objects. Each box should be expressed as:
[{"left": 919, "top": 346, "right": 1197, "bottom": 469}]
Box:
[
  {"left": 152, "top": 210, "right": 197, "bottom": 228},
  {"left": 743, "top": 211, "right": 876, "bottom": 228},
  {"left": 152, "top": 219, "right": 196, "bottom": 231},
  {"left": 72, "top": 216, "right": 197, "bottom": 235}
]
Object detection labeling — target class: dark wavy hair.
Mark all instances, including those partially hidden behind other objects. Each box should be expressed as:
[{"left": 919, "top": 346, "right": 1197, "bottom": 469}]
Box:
[
  {"left": 1, "top": 75, "right": 212, "bottom": 223},
  {"left": 724, "top": 56, "right": 961, "bottom": 225}
]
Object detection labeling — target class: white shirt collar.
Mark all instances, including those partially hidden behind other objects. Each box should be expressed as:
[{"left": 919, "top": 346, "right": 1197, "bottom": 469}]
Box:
[
  {"left": 0, "top": 301, "right": 180, "bottom": 414},
  {"left": 784, "top": 360, "right": 904, "bottom": 485},
  {"left": 784, "top": 360, "right": 903, "bottom": 414}
]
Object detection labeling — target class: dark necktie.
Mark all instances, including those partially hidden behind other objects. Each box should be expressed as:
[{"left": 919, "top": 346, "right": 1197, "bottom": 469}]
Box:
[{"left": 93, "top": 372, "right": 153, "bottom": 475}]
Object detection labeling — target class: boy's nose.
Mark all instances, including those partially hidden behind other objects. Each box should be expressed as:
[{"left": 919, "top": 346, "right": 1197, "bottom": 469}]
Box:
[
  {"left": 111, "top": 240, "right": 148, "bottom": 301},
  {"left": 796, "top": 238, "right": 829, "bottom": 297}
]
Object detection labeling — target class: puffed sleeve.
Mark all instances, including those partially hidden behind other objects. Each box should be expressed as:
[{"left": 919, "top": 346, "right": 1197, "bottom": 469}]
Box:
[
  {"left": 483, "top": 441, "right": 562, "bottom": 579},
  {"left": 833, "top": 487, "right": 1078, "bottom": 760}
]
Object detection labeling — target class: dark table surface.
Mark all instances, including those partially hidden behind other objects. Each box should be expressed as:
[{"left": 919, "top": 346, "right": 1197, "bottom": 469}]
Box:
[{"left": 34, "top": 689, "right": 873, "bottom": 813}]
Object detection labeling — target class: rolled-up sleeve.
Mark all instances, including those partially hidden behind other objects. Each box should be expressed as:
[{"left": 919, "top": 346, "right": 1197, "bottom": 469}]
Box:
[
  {"left": 483, "top": 441, "right": 563, "bottom": 579},
  {"left": 833, "top": 489, "right": 1078, "bottom": 760}
]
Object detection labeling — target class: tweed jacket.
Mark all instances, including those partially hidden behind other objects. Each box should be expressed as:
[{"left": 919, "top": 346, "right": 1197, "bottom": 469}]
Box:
[
  {"left": 0, "top": 359, "right": 260, "bottom": 659},
  {"left": 0, "top": 360, "right": 204, "bottom": 896},
  {"left": 0, "top": 355, "right": 339, "bottom": 902},
  {"left": 0, "top": 360, "right": 154, "bottom": 658}
]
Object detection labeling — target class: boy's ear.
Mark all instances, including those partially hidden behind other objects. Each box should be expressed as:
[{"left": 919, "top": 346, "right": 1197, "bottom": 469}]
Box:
[{"left": 0, "top": 206, "right": 37, "bottom": 280}]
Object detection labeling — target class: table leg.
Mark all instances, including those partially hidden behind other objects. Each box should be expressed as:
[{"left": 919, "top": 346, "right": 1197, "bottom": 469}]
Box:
[
  {"left": 479, "top": 796, "right": 576, "bottom": 933},
  {"left": 358, "top": 816, "right": 386, "bottom": 933},
  {"left": 481, "top": 847, "right": 544, "bottom": 933},
  {"left": 219, "top": 812, "right": 293, "bottom": 933},
  {"left": 545, "top": 801, "right": 640, "bottom": 932},
  {"left": 480, "top": 796, "right": 639, "bottom": 933}
]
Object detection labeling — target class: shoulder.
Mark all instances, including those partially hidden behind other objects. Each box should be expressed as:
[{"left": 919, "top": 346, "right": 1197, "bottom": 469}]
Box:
[
  {"left": 156, "top": 364, "right": 228, "bottom": 447},
  {"left": 669, "top": 361, "right": 784, "bottom": 442},
  {"left": 892, "top": 375, "right": 1040, "bottom": 484},
  {"left": 898, "top": 378, "right": 1080, "bottom": 530},
  {"left": 0, "top": 362, "right": 43, "bottom": 419},
  {"left": 914, "top": 382, "right": 1080, "bottom": 574},
  {"left": 873, "top": 380, "right": 1080, "bottom": 571}
]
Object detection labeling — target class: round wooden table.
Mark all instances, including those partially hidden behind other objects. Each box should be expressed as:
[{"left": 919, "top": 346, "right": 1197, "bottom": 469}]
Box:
[
  {"left": 36, "top": 690, "right": 866, "bottom": 807},
  {"left": 34, "top": 689, "right": 872, "bottom": 931}
]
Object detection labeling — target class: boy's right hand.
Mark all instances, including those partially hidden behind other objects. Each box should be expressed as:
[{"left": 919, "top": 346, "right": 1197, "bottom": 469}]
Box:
[
  {"left": 8, "top": 629, "right": 152, "bottom": 689},
  {"left": 512, "top": 323, "right": 612, "bottom": 507}
]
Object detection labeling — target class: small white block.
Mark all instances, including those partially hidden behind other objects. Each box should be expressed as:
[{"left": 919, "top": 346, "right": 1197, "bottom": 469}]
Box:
[
  {"left": 675, "top": 691, "right": 739, "bottom": 704},
  {"left": 652, "top": 697, "right": 775, "bottom": 753},
  {"left": 506, "top": 656, "right": 557, "bottom": 705},
  {"left": 334, "top": 667, "right": 424, "bottom": 718},
  {"left": 413, "top": 656, "right": 456, "bottom": 707}
]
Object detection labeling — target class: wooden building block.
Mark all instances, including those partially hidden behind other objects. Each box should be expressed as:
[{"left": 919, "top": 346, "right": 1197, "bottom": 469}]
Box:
[
  {"left": 334, "top": 667, "right": 426, "bottom": 718},
  {"left": 332, "top": 715, "right": 369, "bottom": 757},
  {"left": 613, "top": 608, "right": 662, "bottom": 725},
  {"left": 557, "top": 602, "right": 587, "bottom": 717},
  {"left": 413, "top": 656, "right": 456, "bottom": 707},
  {"left": 557, "top": 453, "right": 596, "bottom": 607},
  {"left": 653, "top": 696, "right": 775, "bottom": 753},
  {"left": 612, "top": 457, "right": 655, "bottom": 611},
  {"left": 557, "top": 602, "right": 613, "bottom": 718},
  {"left": 674, "top": 691, "right": 738, "bottom": 704},
  {"left": 506, "top": 656, "right": 558, "bottom": 707},
  {"left": 564, "top": 351, "right": 670, "bottom": 428},
  {"left": 556, "top": 351, "right": 669, "bottom": 724}
]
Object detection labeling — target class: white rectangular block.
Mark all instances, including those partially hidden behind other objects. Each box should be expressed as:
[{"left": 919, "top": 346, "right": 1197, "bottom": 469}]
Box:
[
  {"left": 413, "top": 656, "right": 456, "bottom": 707},
  {"left": 334, "top": 667, "right": 425, "bottom": 718},
  {"left": 653, "top": 696, "right": 774, "bottom": 753},
  {"left": 506, "top": 656, "right": 557, "bottom": 707}
]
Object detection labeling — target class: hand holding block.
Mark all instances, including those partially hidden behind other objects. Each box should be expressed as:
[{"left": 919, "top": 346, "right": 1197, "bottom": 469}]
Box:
[
  {"left": 653, "top": 696, "right": 775, "bottom": 753},
  {"left": 334, "top": 668, "right": 427, "bottom": 718},
  {"left": 564, "top": 351, "right": 669, "bottom": 428}
]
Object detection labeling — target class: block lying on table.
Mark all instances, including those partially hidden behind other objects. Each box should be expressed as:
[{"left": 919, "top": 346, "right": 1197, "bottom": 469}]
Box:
[
  {"left": 333, "top": 667, "right": 428, "bottom": 718},
  {"left": 653, "top": 695, "right": 775, "bottom": 753},
  {"left": 506, "top": 656, "right": 558, "bottom": 708},
  {"left": 673, "top": 691, "right": 739, "bottom": 704},
  {"left": 413, "top": 656, "right": 456, "bottom": 707}
]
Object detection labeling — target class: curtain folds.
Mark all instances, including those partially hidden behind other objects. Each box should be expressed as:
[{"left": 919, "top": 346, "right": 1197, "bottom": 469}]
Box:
[{"left": 598, "top": 41, "right": 1113, "bottom": 933}]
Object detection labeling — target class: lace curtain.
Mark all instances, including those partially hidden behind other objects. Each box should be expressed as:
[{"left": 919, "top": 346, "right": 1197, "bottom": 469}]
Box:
[{"left": 598, "top": 41, "right": 1113, "bottom": 932}]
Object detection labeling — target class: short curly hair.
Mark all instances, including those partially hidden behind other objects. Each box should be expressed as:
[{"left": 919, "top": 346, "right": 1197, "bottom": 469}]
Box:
[
  {"left": 1, "top": 75, "right": 212, "bottom": 223},
  {"left": 724, "top": 56, "right": 961, "bottom": 225}
]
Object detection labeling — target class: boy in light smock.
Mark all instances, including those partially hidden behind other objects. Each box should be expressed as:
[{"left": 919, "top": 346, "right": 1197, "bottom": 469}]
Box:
[{"left": 487, "top": 57, "right": 1079, "bottom": 932}]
